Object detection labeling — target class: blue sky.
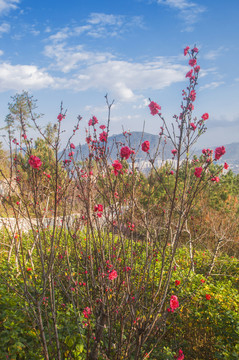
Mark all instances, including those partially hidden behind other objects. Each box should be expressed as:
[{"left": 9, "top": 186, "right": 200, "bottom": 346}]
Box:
[{"left": 0, "top": 0, "right": 239, "bottom": 148}]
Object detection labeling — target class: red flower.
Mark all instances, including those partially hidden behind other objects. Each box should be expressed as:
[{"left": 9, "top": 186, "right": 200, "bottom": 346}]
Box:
[
  {"left": 88, "top": 116, "right": 98, "bottom": 126},
  {"left": 211, "top": 176, "right": 220, "bottom": 183},
  {"left": 171, "top": 149, "right": 177, "bottom": 156},
  {"left": 186, "top": 69, "right": 193, "bottom": 78},
  {"left": 189, "top": 58, "right": 197, "bottom": 67},
  {"left": 70, "top": 143, "right": 75, "bottom": 149},
  {"left": 190, "top": 122, "right": 197, "bottom": 131},
  {"left": 100, "top": 124, "right": 106, "bottom": 130},
  {"left": 201, "top": 279, "right": 205, "bottom": 283},
  {"left": 57, "top": 113, "right": 65, "bottom": 122},
  {"left": 112, "top": 160, "right": 123, "bottom": 175},
  {"left": 109, "top": 270, "right": 118, "bottom": 280},
  {"left": 194, "top": 65, "right": 200, "bottom": 73},
  {"left": 28, "top": 155, "right": 42, "bottom": 169},
  {"left": 99, "top": 131, "right": 108, "bottom": 142},
  {"left": 201, "top": 113, "right": 209, "bottom": 121},
  {"left": 176, "top": 349, "right": 185, "bottom": 360},
  {"left": 175, "top": 280, "right": 181, "bottom": 286},
  {"left": 120, "top": 146, "right": 131, "bottom": 159},
  {"left": 97, "top": 204, "right": 103, "bottom": 212},
  {"left": 184, "top": 46, "right": 190, "bottom": 56},
  {"left": 194, "top": 167, "right": 203, "bottom": 178},
  {"left": 205, "top": 294, "right": 211, "bottom": 300},
  {"left": 193, "top": 47, "right": 199, "bottom": 53},
  {"left": 86, "top": 136, "right": 92, "bottom": 144},
  {"left": 142, "top": 141, "right": 150, "bottom": 152},
  {"left": 170, "top": 295, "right": 179, "bottom": 312},
  {"left": 214, "top": 146, "right": 226, "bottom": 160},
  {"left": 224, "top": 162, "right": 229, "bottom": 169},
  {"left": 83, "top": 307, "right": 91, "bottom": 319},
  {"left": 149, "top": 101, "right": 161, "bottom": 115},
  {"left": 190, "top": 90, "right": 196, "bottom": 102}
]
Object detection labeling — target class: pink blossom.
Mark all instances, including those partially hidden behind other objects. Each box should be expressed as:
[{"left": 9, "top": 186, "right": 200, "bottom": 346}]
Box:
[
  {"left": 171, "top": 149, "right": 177, "bottom": 156},
  {"left": 57, "top": 113, "right": 65, "bottom": 122},
  {"left": 94, "top": 204, "right": 103, "bottom": 212},
  {"left": 149, "top": 101, "right": 161, "bottom": 115},
  {"left": 211, "top": 176, "right": 220, "bottom": 183},
  {"left": 214, "top": 146, "right": 226, "bottom": 160},
  {"left": 83, "top": 307, "right": 91, "bottom": 319},
  {"left": 170, "top": 295, "right": 179, "bottom": 312},
  {"left": 100, "top": 124, "right": 106, "bottom": 130},
  {"left": 189, "top": 58, "right": 197, "bottom": 67},
  {"left": 194, "top": 167, "right": 203, "bottom": 178},
  {"left": 194, "top": 65, "right": 200, "bottom": 73},
  {"left": 190, "top": 122, "right": 196, "bottom": 131},
  {"left": 186, "top": 69, "right": 193, "bottom": 78},
  {"left": 193, "top": 47, "right": 199, "bottom": 53},
  {"left": 184, "top": 46, "right": 190, "bottom": 56},
  {"left": 224, "top": 162, "right": 229, "bottom": 169},
  {"left": 176, "top": 349, "right": 185, "bottom": 360},
  {"left": 97, "top": 204, "right": 103, "bottom": 212},
  {"left": 99, "top": 131, "right": 108, "bottom": 142},
  {"left": 70, "top": 143, "right": 75, "bottom": 149},
  {"left": 112, "top": 160, "right": 123, "bottom": 175},
  {"left": 28, "top": 155, "right": 42, "bottom": 169},
  {"left": 188, "top": 103, "right": 194, "bottom": 111},
  {"left": 190, "top": 90, "right": 196, "bottom": 102},
  {"left": 88, "top": 116, "right": 98, "bottom": 126},
  {"left": 201, "top": 113, "right": 209, "bottom": 121},
  {"left": 142, "top": 141, "right": 150, "bottom": 152},
  {"left": 120, "top": 146, "right": 131, "bottom": 160},
  {"left": 109, "top": 270, "right": 118, "bottom": 280}
]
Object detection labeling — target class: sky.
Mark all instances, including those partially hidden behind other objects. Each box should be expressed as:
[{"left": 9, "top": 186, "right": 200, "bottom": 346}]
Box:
[{"left": 0, "top": 0, "right": 239, "bottom": 148}]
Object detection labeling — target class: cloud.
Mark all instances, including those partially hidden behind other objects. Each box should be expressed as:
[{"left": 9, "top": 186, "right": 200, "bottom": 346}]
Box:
[
  {"left": 56, "top": 57, "right": 187, "bottom": 101},
  {"left": 156, "top": 0, "right": 206, "bottom": 28},
  {"left": 0, "top": 62, "right": 55, "bottom": 91},
  {"left": 47, "top": 12, "right": 144, "bottom": 43},
  {"left": 199, "top": 81, "right": 225, "bottom": 91},
  {"left": 0, "top": 22, "right": 10, "bottom": 35},
  {"left": 204, "top": 46, "right": 227, "bottom": 60},
  {"left": 0, "top": 0, "right": 19, "bottom": 14},
  {"left": 44, "top": 43, "right": 115, "bottom": 73},
  {"left": 43, "top": 35, "right": 188, "bottom": 101}
]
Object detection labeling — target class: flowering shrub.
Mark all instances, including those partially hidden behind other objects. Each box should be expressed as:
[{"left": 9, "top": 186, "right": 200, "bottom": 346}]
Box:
[{"left": 0, "top": 46, "right": 234, "bottom": 360}]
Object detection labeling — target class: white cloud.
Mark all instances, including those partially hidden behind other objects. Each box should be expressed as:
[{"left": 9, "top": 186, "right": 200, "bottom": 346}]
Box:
[
  {"left": 200, "top": 81, "right": 225, "bottom": 91},
  {"left": 44, "top": 43, "right": 115, "bottom": 73},
  {"left": 47, "top": 12, "right": 144, "bottom": 43},
  {"left": 0, "top": 22, "right": 10, "bottom": 35},
  {"left": 0, "top": 0, "right": 19, "bottom": 14},
  {"left": 0, "top": 62, "right": 55, "bottom": 91},
  {"left": 56, "top": 58, "right": 187, "bottom": 101},
  {"left": 157, "top": 0, "right": 206, "bottom": 27},
  {"left": 204, "top": 46, "right": 227, "bottom": 60}
]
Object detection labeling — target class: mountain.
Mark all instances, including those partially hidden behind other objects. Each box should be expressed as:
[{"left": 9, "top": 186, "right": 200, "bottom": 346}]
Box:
[{"left": 65, "top": 132, "right": 239, "bottom": 173}]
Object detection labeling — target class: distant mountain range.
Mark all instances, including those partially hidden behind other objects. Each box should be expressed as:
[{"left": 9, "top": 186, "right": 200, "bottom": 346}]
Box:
[{"left": 70, "top": 132, "right": 239, "bottom": 173}]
